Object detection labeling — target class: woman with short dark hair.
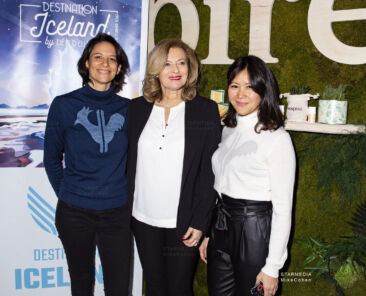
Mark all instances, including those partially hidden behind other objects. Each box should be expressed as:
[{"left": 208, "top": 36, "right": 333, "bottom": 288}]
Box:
[
  {"left": 77, "top": 33, "right": 130, "bottom": 93},
  {"left": 199, "top": 55, "right": 296, "bottom": 296},
  {"left": 127, "top": 38, "right": 221, "bottom": 296},
  {"left": 44, "top": 33, "right": 131, "bottom": 295}
]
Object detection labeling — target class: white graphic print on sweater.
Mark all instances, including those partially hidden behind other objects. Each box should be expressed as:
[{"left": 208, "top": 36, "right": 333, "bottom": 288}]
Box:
[{"left": 74, "top": 107, "right": 125, "bottom": 153}]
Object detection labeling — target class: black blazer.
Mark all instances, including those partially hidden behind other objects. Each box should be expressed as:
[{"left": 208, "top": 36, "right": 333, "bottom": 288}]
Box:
[{"left": 127, "top": 95, "right": 221, "bottom": 237}]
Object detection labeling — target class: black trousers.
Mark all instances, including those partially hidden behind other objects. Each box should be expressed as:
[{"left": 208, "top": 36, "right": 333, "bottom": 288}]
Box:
[
  {"left": 55, "top": 200, "right": 131, "bottom": 296},
  {"left": 132, "top": 217, "right": 198, "bottom": 296},
  {"left": 207, "top": 195, "right": 272, "bottom": 296}
]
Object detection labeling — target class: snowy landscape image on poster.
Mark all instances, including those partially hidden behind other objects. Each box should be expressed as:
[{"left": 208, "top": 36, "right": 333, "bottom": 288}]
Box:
[
  {"left": 0, "top": 0, "right": 142, "bottom": 167},
  {"left": 0, "top": 105, "right": 48, "bottom": 167}
]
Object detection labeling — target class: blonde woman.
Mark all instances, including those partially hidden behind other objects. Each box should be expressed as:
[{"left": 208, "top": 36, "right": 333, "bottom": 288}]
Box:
[{"left": 127, "top": 39, "right": 221, "bottom": 296}]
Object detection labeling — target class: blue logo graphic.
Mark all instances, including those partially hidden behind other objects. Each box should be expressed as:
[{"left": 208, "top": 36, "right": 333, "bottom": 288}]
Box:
[
  {"left": 74, "top": 107, "right": 125, "bottom": 153},
  {"left": 27, "top": 186, "right": 57, "bottom": 235}
]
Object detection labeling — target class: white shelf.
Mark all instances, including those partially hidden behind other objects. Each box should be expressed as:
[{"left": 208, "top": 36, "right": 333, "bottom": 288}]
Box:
[{"left": 284, "top": 121, "right": 366, "bottom": 134}]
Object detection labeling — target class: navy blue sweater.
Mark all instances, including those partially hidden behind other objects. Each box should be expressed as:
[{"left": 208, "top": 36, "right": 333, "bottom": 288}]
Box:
[{"left": 44, "top": 84, "right": 129, "bottom": 210}]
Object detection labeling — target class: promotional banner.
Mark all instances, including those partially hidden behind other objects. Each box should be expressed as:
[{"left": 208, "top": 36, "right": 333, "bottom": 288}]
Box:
[{"left": 0, "top": 0, "right": 147, "bottom": 294}]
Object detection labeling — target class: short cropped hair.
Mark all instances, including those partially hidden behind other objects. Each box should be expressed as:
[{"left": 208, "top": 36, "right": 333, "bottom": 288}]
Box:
[
  {"left": 143, "top": 38, "right": 200, "bottom": 102},
  {"left": 77, "top": 33, "right": 130, "bottom": 93},
  {"left": 223, "top": 55, "right": 284, "bottom": 132}
]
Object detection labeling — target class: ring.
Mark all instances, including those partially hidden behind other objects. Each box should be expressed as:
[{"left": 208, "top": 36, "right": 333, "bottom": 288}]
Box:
[{"left": 194, "top": 241, "right": 198, "bottom": 246}]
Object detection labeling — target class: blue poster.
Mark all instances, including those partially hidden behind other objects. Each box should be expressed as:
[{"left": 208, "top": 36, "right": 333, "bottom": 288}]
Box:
[
  {"left": 0, "top": 0, "right": 144, "bottom": 167},
  {"left": 0, "top": 1, "right": 146, "bottom": 295}
]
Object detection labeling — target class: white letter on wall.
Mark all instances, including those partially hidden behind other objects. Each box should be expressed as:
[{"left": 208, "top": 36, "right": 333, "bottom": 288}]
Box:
[
  {"left": 246, "top": 0, "right": 278, "bottom": 63},
  {"left": 201, "top": 0, "right": 233, "bottom": 64},
  {"left": 148, "top": 0, "right": 200, "bottom": 52},
  {"left": 308, "top": 0, "right": 366, "bottom": 65}
]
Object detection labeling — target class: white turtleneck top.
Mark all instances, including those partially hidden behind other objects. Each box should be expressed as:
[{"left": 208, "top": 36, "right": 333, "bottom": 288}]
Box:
[{"left": 212, "top": 111, "right": 296, "bottom": 278}]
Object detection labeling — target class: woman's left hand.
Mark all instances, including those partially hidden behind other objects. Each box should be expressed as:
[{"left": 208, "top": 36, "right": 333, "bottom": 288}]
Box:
[
  {"left": 256, "top": 271, "right": 278, "bottom": 296},
  {"left": 182, "top": 227, "right": 202, "bottom": 247}
]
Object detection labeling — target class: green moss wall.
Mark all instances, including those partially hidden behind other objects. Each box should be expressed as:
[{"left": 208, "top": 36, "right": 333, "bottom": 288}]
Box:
[{"left": 154, "top": 1, "right": 366, "bottom": 295}]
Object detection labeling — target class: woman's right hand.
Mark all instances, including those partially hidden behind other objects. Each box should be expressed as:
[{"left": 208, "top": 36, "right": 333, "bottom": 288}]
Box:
[{"left": 199, "top": 237, "right": 209, "bottom": 264}]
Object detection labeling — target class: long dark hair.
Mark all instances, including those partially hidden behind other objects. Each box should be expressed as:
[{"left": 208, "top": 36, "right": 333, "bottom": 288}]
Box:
[
  {"left": 77, "top": 33, "right": 130, "bottom": 93},
  {"left": 223, "top": 55, "right": 284, "bottom": 132}
]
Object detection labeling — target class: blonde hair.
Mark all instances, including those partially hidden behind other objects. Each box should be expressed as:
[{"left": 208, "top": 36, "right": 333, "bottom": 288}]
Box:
[{"left": 143, "top": 39, "right": 200, "bottom": 102}]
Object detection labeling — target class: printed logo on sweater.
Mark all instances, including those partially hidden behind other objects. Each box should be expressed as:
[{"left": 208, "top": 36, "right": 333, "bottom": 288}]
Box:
[
  {"left": 27, "top": 186, "right": 57, "bottom": 235},
  {"left": 74, "top": 107, "right": 125, "bottom": 153}
]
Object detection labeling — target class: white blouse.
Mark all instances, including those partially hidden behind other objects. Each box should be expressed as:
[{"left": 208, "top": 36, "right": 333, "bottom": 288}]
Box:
[
  {"left": 132, "top": 102, "right": 185, "bottom": 228},
  {"left": 212, "top": 111, "right": 296, "bottom": 278}
]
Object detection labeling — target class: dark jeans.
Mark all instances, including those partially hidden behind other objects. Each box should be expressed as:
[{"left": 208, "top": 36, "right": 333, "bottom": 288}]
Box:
[
  {"left": 132, "top": 217, "right": 198, "bottom": 296},
  {"left": 55, "top": 200, "right": 131, "bottom": 296},
  {"left": 207, "top": 195, "right": 272, "bottom": 296}
]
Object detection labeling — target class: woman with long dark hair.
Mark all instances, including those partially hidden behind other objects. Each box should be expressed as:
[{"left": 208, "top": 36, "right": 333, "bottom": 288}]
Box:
[
  {"left": 44, "top": 33, "right": 131, "bottom": 295},
  {"left": 199, "top": 55, "right": 296, "bottom": 296}
]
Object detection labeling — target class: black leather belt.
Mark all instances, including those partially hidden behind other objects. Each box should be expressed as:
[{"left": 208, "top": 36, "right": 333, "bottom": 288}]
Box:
[{"left": 215, "top": 194, "right": 272, "bottom": 231}]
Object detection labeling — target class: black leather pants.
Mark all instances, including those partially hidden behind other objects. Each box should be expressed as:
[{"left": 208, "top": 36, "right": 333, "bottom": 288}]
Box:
[{"left": 207, "top": 194, "right": 272, "bottom": 296}]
